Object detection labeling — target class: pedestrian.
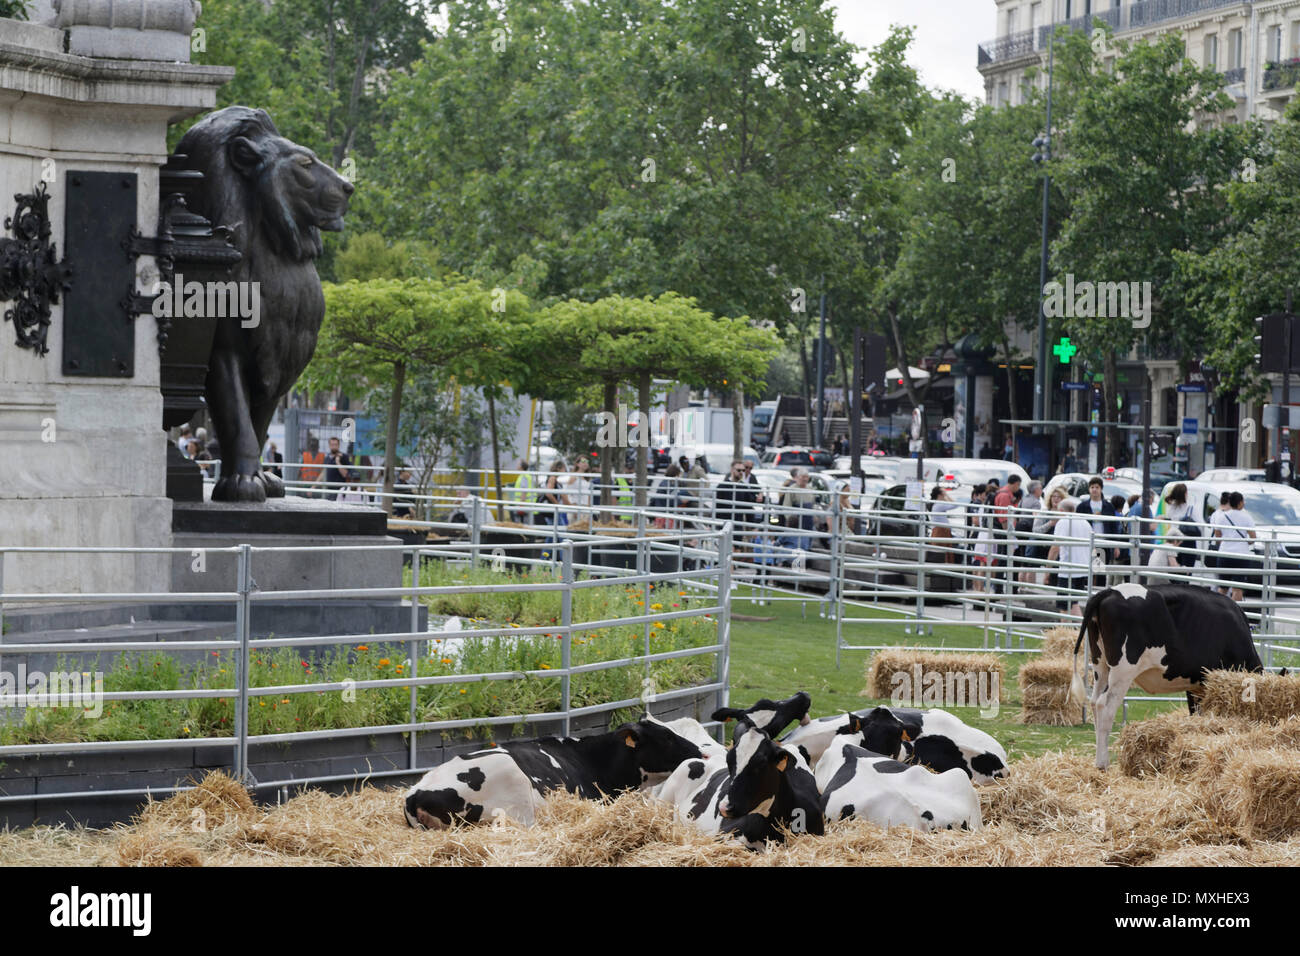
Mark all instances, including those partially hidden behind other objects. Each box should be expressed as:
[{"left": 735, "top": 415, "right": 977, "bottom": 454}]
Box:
[
  {"left": 716, "top": 461, "right": 755, "bottom": 547},
  {"left": 265, "top": 441, "right": 284, "bottom": 479},
  {"left": 177, "top": 424, "right": 193, "bottom": 456},
  {"left": 1050, "top": 499, "right": 1094, "bottom": 616},
  {"left": 393, "top": 465, "right": 417, "bottom": 519},
  {"left": 323, "top": 436, "right": 352, "bottom": 502},
  {"left": 1002, "top": 434, "right": 1015, "bottom": 462},
  {"left": 1207, "top": 491, "right": 1233, "bottom": 591},
  {"left": 511, "top": 460, "right": 536, "bottom": 524},
  {"left": 1162, "top": 483, "right": 1201, "bottom": 569},
  {"left": 1030, "top": 486, "right": 1068, "bottom": 586},
  {"left": 650, "top": 464, "right": 683, "bottom": 529},
  {"left": 1214, "top": 491, "right": 1257, "bottom": 603},
  {"left": 187, "top": 438, "right": 213, "bottom": 477},
  {"left": 928, "top": 484, "right": 961, "bottom": 564},
  {"left": 565, "top": 455, "right": 593, "bottom": 526},
  {"left": 1126, "top": 489, "right": 1159, "bottom": 574},
  {"left": 780, "top": 468, "right": 817, "bottom": 555},
  {"left": 300, "top": 436, "right": 325, "bottom": 497},
  {"left": 1077, "top": 476, "right": 1120, "bottom": 570}
]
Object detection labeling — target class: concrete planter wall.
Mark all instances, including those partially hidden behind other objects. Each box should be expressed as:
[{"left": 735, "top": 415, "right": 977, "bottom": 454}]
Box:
[{"left": 0, "top": 682, "right": 718, "bottom": 829}]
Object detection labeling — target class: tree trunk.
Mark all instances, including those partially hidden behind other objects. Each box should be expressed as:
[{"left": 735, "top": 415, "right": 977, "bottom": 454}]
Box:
[
  {"left": 487, "top": 390, "right": 504, "bottom": 521},
  {"left": 1002, "top": 334, "right": 1019, "bottom": 459},
  {"left": 382, "top": 360, "right": 404, "bottom": 515},
  {"left": 886, "top": 308, "right": 920, "bottom": 408},
  {"left": 732, "top": 386, "right": 744, "bottom": 462},
  {"left": 1103, "top": 349, "right": 1121, "bottom": 468},
  {"left": 636, "top": 372, "right": 651, "bottom": 507},
  {"left": 798, "top": 333, "right": 815, "bottom": 444},
  {"left": 601, "top": 380, "right": 617, "bottom": 507}
]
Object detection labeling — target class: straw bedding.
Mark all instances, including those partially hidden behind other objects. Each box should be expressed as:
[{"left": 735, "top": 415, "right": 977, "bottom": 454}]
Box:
[
  {"left": 1018, "top": 659, "right": 1086, "bottom": 726},
  {"left": 5, "top": 749, "right": 1299, "bottom": 866}
]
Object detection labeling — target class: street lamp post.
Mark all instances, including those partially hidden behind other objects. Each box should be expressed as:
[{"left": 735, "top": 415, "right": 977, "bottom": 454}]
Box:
[{"left": 1032, "top": 6, "right": 1058, "bottom": 443}]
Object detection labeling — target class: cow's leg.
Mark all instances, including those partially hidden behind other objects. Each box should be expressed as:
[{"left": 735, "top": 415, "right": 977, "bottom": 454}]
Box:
[
  {"left": 1186, "top": 687, "right": 1202, "bottom": 715},
  {"left": 1091, "top": 656, "right": 1142, "bottom": 770}
]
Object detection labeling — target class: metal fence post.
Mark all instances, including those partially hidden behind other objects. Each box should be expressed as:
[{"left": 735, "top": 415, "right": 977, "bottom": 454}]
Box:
[
  {"left": 715, "top": 522, "right": 733, "bottom": 743},
  {"left": 824, "top": 494, "right": 840, "bottom": 620},
  {"left": 409, "top": 546, "right": 422, "bottom": 770},
  {"left": 1263, "top": 534, "right": 1276, "bottom": 669},
  {"left": 233, "top": 543, "right": 253, "bottom": 784},
  {"left": 560, "top": 542, "right": 573, "bottom": 737},
  {"left": 470, "top": 495, "right": 482, "bottom": 567},
  {"left": 638, "top": 510, "right": 651, "bottom": 685}
]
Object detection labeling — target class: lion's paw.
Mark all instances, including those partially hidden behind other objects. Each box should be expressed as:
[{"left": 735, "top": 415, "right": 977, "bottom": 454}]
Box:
[{"left": 212, "top": 473, "right": 268, "bottom": 503}]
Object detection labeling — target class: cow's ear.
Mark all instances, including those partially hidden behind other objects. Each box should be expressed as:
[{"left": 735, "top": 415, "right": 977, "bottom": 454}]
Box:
[
  {"left": 848, "top": 713, "right": 865, "bottom": 733},
  {"left": 618, "top": 726, "right": 639, "bottom": 749},
  {"left": 774, "top": 753, "right": 790, "bottom": 773},
  {"left": 711, "top": 707, "right": 742, "bottom": 723}
]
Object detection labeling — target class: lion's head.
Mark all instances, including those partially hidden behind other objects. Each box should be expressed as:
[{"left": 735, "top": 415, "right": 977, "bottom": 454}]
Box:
[{"left": 175, "top": 106, "right": 353, "bottom": 262}]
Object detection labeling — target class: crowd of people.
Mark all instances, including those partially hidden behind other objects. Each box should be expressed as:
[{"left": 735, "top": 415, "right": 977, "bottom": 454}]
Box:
[{"left": 924, "top": 475, "right": 1258, "bottom": 611}]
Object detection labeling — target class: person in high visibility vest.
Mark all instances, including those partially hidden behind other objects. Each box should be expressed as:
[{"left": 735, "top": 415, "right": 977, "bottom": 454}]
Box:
[
  {"left": 300, "top": 435, "right": 325, "bottom": 498},
  {"left": 511, "top": 460, "right": 536, "bottom": 524}
]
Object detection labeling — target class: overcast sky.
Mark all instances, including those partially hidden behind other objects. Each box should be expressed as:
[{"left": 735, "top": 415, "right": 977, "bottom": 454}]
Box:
[{"left": 831, "top": 1, "right": 991, "bottom": 101}]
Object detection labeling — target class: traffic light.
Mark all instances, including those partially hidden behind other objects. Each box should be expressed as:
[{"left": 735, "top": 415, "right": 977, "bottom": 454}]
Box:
[{"left": 1255, "top": 313, "right": 1300, "bottom": 373}]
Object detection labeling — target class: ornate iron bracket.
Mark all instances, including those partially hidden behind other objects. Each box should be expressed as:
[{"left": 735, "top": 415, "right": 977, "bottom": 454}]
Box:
[{"left": 0, "top": 183, "right": 73, "bottom": 356}]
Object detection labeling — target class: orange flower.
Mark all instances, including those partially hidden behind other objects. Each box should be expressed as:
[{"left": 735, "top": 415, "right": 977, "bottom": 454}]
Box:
[
  {"left": 356, "top": 644, "right": 369, "bottom": 651},
  {"left": 378, "top": 658, "right": 390, "bottom": 668},
  {"left": 539, "top": 663, "right": 552, "bottom": 670}
]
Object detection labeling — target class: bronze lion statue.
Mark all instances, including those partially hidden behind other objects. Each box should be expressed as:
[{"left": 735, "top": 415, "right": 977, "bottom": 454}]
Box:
[{"left": 176, "top": 106, "right": 353, "bottom": 501}]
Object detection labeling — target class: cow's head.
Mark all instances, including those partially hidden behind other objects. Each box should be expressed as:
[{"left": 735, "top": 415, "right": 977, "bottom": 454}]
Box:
[
  {"left": 838, "top": 706, "right": 908, "bottom": 759},
  {"left": 615, "top": 719, "right": 704, "bottom": 774},
  {"left": 711, "top": 691, "right": 812, "bottom": 738},
  {"left": 718, "top": 724, "right": 793, "bottom": 819}
]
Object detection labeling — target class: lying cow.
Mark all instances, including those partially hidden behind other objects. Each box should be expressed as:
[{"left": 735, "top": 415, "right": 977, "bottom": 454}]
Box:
[
  {"left": 658, "top": 722, "right": 823, "bottom": 850},
  {"left": 1075, "top": 582, "right": 1263, "bottom": 769},
  {"left": 711, "top": 691, "right": 812, "bottom": 738},
  {"left": 780, "top": 707, "right": 1009, "bottom": 784},
  {"left": 404, "top": 719, "right": 703, "bottom": 828},
  {"left": 816, "top": 708, "right": 982, "bottom": 832},
  {"left": 638, "top": 715, "right": 727, "bottom": 797}
]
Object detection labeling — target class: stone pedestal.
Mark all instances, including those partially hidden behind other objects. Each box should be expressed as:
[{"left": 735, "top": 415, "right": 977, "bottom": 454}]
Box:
[
  {"left": 0, "top": 14, "right": 231, "bottom": 599},
  {"left": 170, "top": 499, "right": 404, "bottom": 595}
]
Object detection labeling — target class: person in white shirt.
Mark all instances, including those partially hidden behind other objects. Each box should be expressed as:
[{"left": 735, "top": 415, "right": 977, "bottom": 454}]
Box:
[
  {"left": 1207, "top": 492, "right": 1233, "bottom": 592},
  {"left": 928, "top": 485, "right": 962, "bottom": 565},
  {"left": 1213, "top": 491, "right": 1257, "bottom": 603},
  {"left": 565, "top": 455, "right": 594, "bottom": 526},
  {"left": 1051, "top": 498, "right": 1094, "bottom": 616}
]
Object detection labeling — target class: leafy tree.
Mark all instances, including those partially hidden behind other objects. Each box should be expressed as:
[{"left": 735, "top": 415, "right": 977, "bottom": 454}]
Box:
[
  {"left": 304, "top": 275, "right": 530, "bottom": 511},
  {"left": 1051, "top": 28, "right": 1257, "bottom": 462}
]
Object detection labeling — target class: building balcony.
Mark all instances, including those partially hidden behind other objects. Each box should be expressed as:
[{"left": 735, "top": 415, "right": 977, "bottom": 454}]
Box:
[
  {"left": 1128, "top": 0, "right": 1246, "bottom": 30},
  {"left": 1263, "top": 59, "right": 1300, "bottom": 98},
  {"left": 1220, "top": 66, "right": 1246, "bottom": 85},
  {"left": 1037, "top": 8, "right": 1122, "bottom": 50},
  {"left": 978, "top": 28, "right": 1038, "bottom": 67}
]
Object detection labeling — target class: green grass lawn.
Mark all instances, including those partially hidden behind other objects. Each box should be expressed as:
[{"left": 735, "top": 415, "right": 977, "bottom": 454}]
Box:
[{"left": 725, "top": 586, "right": 1183, "bottom": 761}]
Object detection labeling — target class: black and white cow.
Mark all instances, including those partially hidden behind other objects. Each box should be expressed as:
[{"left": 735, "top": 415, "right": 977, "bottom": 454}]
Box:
[
  {"left": 404, "top": 719, "right": 703, "bottom": 828},
  {"left": 711, "top": 691, "right": 812, "bottom": 738},
  {"left": 780, "top": 707, "right": 1009, "bottom": 784},
  {"left": 658, "top": 722, "right": 824, "bottom": 850},
  {"left": 1076, "top": 582, "right": 1263, "bottom": 769},
  {"left": 638, "top": 715, "right": 727, "bottom": 796},
  {"left": 816, "top": 709, "right": 982, "bottom": 832}
]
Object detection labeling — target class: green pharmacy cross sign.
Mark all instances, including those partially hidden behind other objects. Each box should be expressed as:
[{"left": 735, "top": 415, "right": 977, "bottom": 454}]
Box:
[{"left": 1053, "top": 337, "right": 1078, "bottom": 365}]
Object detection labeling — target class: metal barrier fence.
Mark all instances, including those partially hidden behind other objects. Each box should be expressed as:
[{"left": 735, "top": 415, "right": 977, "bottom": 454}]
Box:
[{"left": 0, "top": 523, "right": 732, "bottom": 808}]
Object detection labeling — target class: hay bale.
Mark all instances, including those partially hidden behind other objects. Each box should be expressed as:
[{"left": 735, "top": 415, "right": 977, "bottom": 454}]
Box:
[
  {"left": 137, "top": 771, "right": 256, "bottom": 830},
  {"left": 1117, "top": 713, "right": 1257, "bottom": 777},
  {"left": 862, "top": 649, "right": 1004, "bottom": 704},
  {"left": 1039, "top": 626, "right": 1078, "bottom": 660},
  {"left": 1199, "top": 670, "right": 1300, "bottom": 721},
  {"left": 1018, "top": 658, "right": 1085, "bottom": 726},
  {"left": 1203, "top": 748, "right": 1300, "bottom": 841}
]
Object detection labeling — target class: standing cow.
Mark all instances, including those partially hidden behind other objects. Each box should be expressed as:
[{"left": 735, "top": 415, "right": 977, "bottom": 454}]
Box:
[{"left": 1075, "top": 583, "right": 1263, "bottom": 769}]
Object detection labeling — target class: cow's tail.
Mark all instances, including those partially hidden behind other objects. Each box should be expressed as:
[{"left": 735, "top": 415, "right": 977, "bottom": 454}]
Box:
[{"left": 1072, "top": 588, "right": 1108, "bottom": 707}]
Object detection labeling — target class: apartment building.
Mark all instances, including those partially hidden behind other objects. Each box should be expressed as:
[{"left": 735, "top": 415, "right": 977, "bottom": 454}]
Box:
[
  {"left": 980, "top": 1, "right": 1300, "bottom": 119},
  {"left": 975, "top": 0, "right": 1300, "bottom": 471}
]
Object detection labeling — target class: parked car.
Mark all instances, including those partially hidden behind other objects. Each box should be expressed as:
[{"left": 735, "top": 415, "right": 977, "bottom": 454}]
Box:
[
  {"left": 1155, "top": 479, "right": 1300, "bottom": 579},
  {"left": 912, "top": 457, "right": 1031, "bottom": 489},
  {"left": 760, "top": 446, "right": 835, "bottom": 471},
  {"left": 1195, "top": 468, "right": 1267, "bottom": 483}
]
